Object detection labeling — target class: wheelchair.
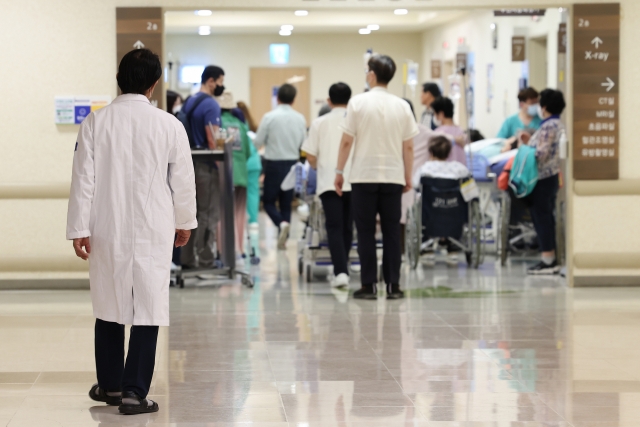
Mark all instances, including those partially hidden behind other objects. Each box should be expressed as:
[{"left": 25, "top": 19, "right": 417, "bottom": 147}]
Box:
[
  {"left": 498, "top": 187, "right": 566, "bottom": 267},
  {"left": 406, "top": 177, "right": 484, "bottom": 269}
]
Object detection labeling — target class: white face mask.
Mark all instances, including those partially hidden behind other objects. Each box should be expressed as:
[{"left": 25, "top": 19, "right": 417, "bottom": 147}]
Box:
[
  {"left": 537, "top": 105, "right": 545, "bottom": 119},
  {"left": 172, "top": 104, "right": 182, "bottom": 115},
  {"left": 527, "top": 104, "right": 539, "bottom": 117}
]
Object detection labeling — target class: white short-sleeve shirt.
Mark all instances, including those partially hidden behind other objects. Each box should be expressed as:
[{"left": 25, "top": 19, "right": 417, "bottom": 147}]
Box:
[
  {"left": 301, "top": 107, "right": 353, "bottom": 195},
  {"left": 341, "top": 87, "right": 419, "bottom": 186}
]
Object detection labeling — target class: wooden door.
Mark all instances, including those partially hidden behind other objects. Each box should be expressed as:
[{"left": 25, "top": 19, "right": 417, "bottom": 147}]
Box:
[
  {"left": 250, "top": 67, "right": 311, "bottom": 126},
  {"left": 528, "top": 36, "right": 548, "bottom": 90}
]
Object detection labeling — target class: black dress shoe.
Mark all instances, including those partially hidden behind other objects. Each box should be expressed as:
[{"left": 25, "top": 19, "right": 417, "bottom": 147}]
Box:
[
  {"left": 386, "top": 284, "right": 405, "bottom": 300},
  {"left": 353, "top": 284, "right": 377, "bottom": 300},
  {"left": 118, "top": 391, "right": 159, "bottom": 415},
  {"left": 88, "top": 383, "right": 121, "bottom": 406}
]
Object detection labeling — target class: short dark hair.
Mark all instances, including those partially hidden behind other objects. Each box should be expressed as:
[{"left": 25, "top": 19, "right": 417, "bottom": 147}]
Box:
[
  {"left": 201, "top": 65, "right": 225, "bottom": 84},
  {"left": 518, "top": 87, "right": 540, "bottom": 103},
  {"left": 422, "top": 82, "right": 442, "bottom": 98},
  {"left": 431, "top": 97, "right": 454, "bottom": 119},
  {"left": 329, "top": 82, "right": 351, "bottom": 105},
  {"left": 117, "top": 49, "right": 162, "bottom": 95},
  {"left": 540, "top": 89, "right": 566, "bottom": 115},
  {"left": 429, "top": 136, "right": 452, "bottom": 160},
  {"left": 278, "top": 84, "right": 297, "bottom": 104},
  {"left": 403, "top": 98, "right": 416, "bottom": 120},
  {"left": 368, "top": 55, "right": 396, "bottom": 84}
]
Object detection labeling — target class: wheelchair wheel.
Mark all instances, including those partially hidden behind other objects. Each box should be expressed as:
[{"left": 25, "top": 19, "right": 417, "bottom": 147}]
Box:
[
  {"left": 469, "top": 200, "right": 483, "bottom": 269},
  {"left": 499, "top": 194, "right": 511, "bottom": 266},
  {"left": 405, "top": 202, "right": 421, "bottom": 270}
]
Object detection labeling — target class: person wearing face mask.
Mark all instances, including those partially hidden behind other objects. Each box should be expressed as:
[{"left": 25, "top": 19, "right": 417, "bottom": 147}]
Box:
[
  {"left": 430, "top": 97, "right": 468, "bottom": 166},
  {"left": 67, "top": 49, "right": 197, "bottom": 415},
  {"left": 519, "top": 89, "right": 566, "bottom": 275},
  {"left": 498, "top": 87, "right": 542, "bottom": 149},
  {"left": 166, "top": 90, "right": 183, "bottom": 116},
  {"left": 180, "top": 65, "right": 225, "bottom": 270},
  {"left": 335, "top": 54, "right": 418, "bottom": 300}
]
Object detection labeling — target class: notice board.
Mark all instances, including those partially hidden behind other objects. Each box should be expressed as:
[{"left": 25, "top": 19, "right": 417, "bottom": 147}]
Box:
[
  {"left": 573, "top": 3, "right": 620, "bottom": 180},
  {"left": 116, "top": 8, "right": 163, "bottom": 109}
]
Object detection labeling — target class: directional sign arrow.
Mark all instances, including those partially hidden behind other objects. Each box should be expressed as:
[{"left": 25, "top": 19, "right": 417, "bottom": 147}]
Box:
[
  {"left": 601, "top": 77, "right": 615, "bottom": 92},
  {"left": 591, "top": 36, "right": 603, "bottom": 48},
  {"left": 133, "top": 40, "right": 145, "bottom": 49}
]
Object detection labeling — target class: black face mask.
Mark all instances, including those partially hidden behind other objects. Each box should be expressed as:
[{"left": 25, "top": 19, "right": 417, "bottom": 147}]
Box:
[{"left": 213, "top": 85, "right": 225, "bottom": 97}]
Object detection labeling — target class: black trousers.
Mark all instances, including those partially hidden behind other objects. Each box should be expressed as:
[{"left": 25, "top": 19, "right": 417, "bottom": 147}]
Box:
[
  {"left": 95, "top": 319, "right": 159, "bottom": 398},
  {"left": 526, "top": 174, "right": 559, "bottom": 252},
  {"left": 263, "top": 160, "right": 297, "bottom": 227},
  {"left": 320, "top": 191, "right": 353, "bottom": 276},
  {"left": 352, "top": 183, "right": 403, "bottom": 286}
]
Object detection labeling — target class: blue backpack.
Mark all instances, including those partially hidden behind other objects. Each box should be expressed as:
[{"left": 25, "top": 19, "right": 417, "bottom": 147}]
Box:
[
  {"left": 509, "top": 145, "right": 538, "bottom": 198},
  {"left": 177, "top": 93, "right": 209, "bottom": 148}
]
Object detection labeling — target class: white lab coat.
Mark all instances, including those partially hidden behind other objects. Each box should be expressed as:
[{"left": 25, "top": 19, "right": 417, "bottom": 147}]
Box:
[{"left": 66, "top": 94, "right": 197, "bottom": 326}]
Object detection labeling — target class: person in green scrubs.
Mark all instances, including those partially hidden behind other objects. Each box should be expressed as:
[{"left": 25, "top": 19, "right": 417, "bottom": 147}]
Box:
[
  {"left": 217, "top": 92, "right": 252, "bottom": 257},
  {"left": 497, "top": 87, "right": 542, "bottom": 150}
]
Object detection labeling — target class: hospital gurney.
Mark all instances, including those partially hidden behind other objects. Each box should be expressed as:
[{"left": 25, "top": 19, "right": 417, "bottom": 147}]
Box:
[{"left": 174, "top": 145, "right": 253, "bottom": 288}]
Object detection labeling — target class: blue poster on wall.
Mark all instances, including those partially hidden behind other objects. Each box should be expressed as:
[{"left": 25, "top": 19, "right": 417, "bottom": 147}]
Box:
[{"left": 74, "top": 105, "right": 90, "bottom": 124}]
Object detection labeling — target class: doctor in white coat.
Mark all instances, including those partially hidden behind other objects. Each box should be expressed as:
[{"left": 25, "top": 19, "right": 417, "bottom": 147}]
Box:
[{"left": 66, "top": 49, "right": 197, "bottom": 415}]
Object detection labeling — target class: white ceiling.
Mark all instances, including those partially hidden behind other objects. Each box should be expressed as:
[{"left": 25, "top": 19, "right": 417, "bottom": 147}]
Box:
[{"left": 164, "top": 9, "right": 469, "bottom": 35}]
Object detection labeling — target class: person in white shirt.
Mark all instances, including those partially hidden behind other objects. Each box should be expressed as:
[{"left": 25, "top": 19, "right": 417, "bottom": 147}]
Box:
[
  {"left": 413, "top": 136, "right": 471, "bottom": 187},
  {"left": 302, "top": 83, "right": 354, "bottom": 288},
  {"left": 335, "top": 55, "right": 419, "bottom": 300}
]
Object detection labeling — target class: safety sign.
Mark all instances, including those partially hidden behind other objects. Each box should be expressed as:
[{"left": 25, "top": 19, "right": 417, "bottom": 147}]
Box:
[{"left": 55, "top": 96, "right": 112, "bottom": 125}]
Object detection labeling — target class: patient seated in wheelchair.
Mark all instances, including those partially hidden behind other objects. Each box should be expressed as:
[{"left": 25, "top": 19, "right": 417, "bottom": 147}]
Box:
[
  {"left": 412, "top": 136, "right": 470, "bottom": 187},
  {"left": 413, "top": 136, "right": 472, "bottom": 259}
]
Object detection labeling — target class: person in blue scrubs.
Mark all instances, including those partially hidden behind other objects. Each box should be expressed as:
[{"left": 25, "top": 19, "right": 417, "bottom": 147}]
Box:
[{"left": 497, "top": 87, "right": 542, "bottom": 149}]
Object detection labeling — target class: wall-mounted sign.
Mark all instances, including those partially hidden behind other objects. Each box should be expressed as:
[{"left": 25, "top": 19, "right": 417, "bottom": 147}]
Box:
[
  {"left": 573, "top": 3, "right": 620, "bottom": 180},
  {"left": 431, "top": 60, "right": 442, "bottom": 79},
  {"left": 494, "top": 9, "right": 546, "bottom": 17},
  {"left": 270, "top": 44, "right": 290, "bottom": 65},
  {"left": 116, "top": 8, "right": 163, "bottom": 109},
  {"left": 456, "top": 53, "right": 467, "bottom": 72},
  {"left": 558, "top": 23, "right": 567, "bottom": 54},
  {"left": 55, "top": 96, "right": 112, "bottom": 125},
  {"left": 512, "top": 36, "right": 526, "bottom": 62}
]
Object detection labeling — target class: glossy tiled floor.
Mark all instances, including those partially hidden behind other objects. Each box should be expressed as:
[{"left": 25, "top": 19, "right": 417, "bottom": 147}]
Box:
[{"left": 1, "top": 222, "right": 640, "bottom": 426}]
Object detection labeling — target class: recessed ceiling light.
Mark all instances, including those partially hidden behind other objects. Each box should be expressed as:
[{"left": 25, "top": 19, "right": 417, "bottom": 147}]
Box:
[
  {"left": 294, "top": 10, "right": 309, "bottom": 16},
  {"left": 281, "top": 25, "right": 294, "bottom": 31},
  {"left": 367, "top": 24, "right": 380, "bottom": 31},
  {"left": 195, "top": 10, "right": 212, "bottom": 16},
  {"left": 359, "top": 28, "right": 371, "bottom": 35},
  {"left": 394, "top": 9, "right": 409, "bottom": 15},
  {"left": 279, "top": 30, "right": 292, "bottom": 36},
  {"left": 198, "top": 26, "right": 211, "bottom": 35}
]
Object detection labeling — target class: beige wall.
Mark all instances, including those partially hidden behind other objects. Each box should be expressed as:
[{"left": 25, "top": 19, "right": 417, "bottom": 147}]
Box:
[
  {"left": 420, "top": 9, "right": 562, "bottom": 138},
  {"left": 166, "top": 32, "right": 423, "bottom": 121},
  {"left": 0, "top": 0, "right": 639, "bottom": 283}
]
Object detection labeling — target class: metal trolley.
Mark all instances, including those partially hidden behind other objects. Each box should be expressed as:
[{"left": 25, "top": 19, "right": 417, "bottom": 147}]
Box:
[
  {"left": 405, "top": 177, "right": 484, "bottom": 269},
  {"left": 174, "top": 145, "right": 253, "bottom": 288}
]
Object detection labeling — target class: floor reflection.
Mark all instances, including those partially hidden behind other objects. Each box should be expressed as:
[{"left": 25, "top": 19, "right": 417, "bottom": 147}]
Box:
[{"left": 3, "top": 218, "right": 640, "bottom": 426}]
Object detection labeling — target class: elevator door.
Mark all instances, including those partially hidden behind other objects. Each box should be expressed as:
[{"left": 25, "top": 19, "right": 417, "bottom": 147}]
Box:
[{"left": 250, "top": 67, "right": 311, "bottom": 126}]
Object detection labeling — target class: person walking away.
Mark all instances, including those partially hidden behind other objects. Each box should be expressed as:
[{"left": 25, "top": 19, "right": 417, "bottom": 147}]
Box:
[
  {"left": 302, "top": 82, "right": 354, "bottom": 288},
  {"left": 335, "top": 54, "right": 418, "bottom": 300},
  {"left": 67, "top": 49, "right": 197, "bottom": 415},
  {"left": 519, "top": 89, "right": 566, "bottom": 275},
  {"left": 180, "top": 65, "right": 225, "bottom": 269},
  {"left": 216, "top": 91, "right": 252, "bottom": 257},
  {"left": 254, "top": 84, "right": 307, "bottom": 249},
  {"left": 420, "top": 82, "right": 442, "bottom": 130},
  {"left": 497, "top": 87, "right": 542, "bottom": 151},
  {"left": 431, "top": 97, "right": 468, "bottom": 166}
]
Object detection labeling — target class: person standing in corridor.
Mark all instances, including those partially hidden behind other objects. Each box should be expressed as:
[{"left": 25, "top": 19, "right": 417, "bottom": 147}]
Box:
[
  {"left": 335, "top": 54, "right": 418, "bottom": 300},
  {"left": 67, "top": 49, "right": 197, "bottom": 415},
  {"left": 254, "top": 83, "right": 307, "bottom": 250}
]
